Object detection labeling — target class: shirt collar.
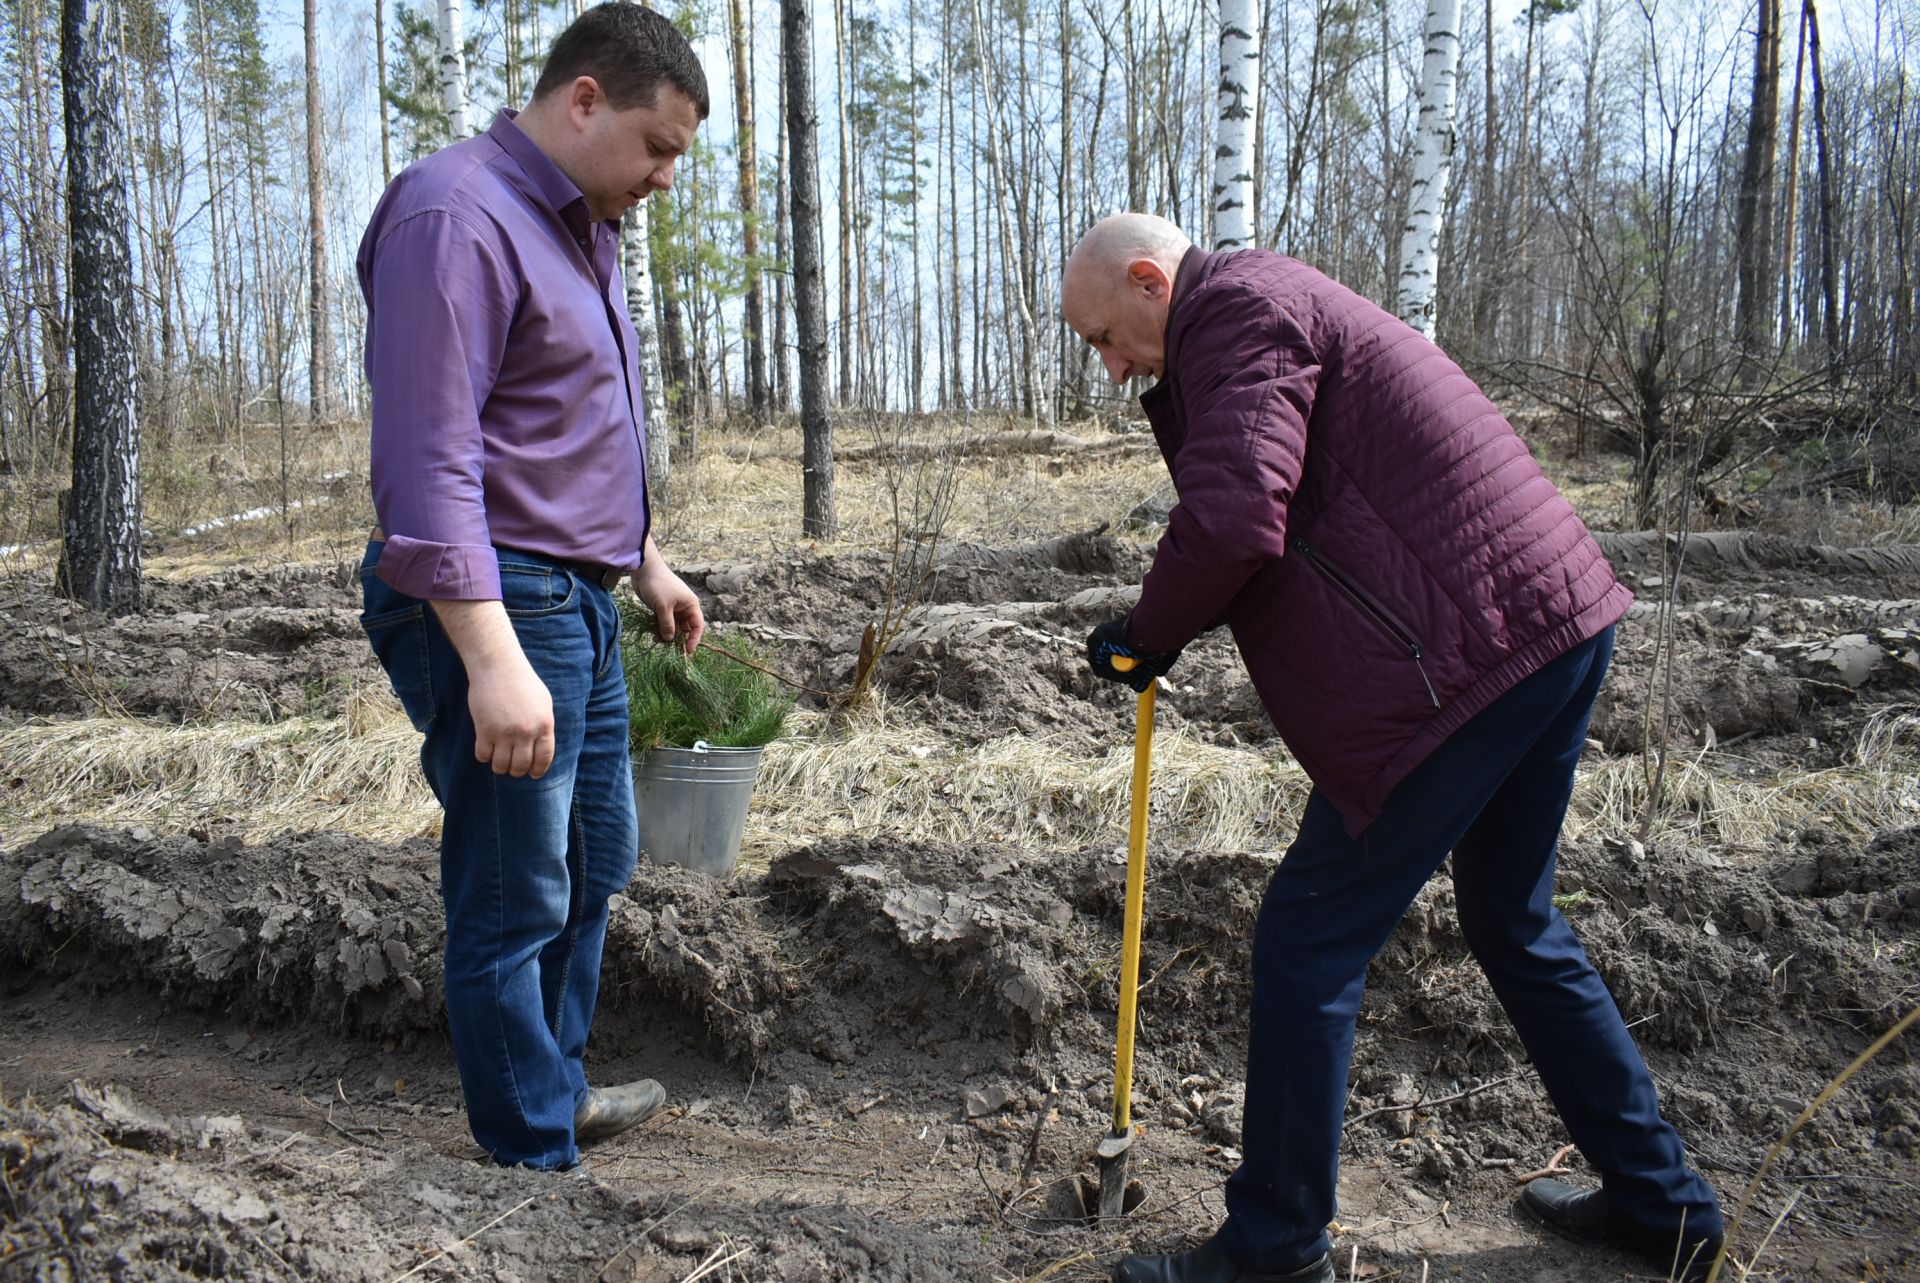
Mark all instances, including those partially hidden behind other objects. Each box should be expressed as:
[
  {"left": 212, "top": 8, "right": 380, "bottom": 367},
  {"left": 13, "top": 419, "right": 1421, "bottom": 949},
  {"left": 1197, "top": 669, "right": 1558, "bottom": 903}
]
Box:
[{"left": 488, "top": 109, "right": 596, "bottom": 241}]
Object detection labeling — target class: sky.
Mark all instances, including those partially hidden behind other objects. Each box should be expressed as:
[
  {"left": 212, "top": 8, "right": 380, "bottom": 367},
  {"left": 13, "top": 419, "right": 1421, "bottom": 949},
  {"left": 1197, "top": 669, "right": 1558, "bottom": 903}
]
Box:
[{"left": 259, "top": 0, "right": 1908, "bottom": 235}]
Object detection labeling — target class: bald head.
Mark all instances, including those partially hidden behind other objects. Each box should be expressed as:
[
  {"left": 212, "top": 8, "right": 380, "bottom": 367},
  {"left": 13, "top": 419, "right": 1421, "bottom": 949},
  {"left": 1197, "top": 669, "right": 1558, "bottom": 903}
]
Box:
[
  {"left": 1063, "top": 213, "right": 1193, "bottom": 298},
  {"left": 1062, "top": 214, "right": 1193, "bottom": 384}
]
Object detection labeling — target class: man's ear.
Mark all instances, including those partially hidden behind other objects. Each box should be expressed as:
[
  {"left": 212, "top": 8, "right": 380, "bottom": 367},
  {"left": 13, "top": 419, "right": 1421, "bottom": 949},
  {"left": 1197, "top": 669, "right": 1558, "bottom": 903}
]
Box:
[
  {"left": 1125, "top": 257, "right": 1171, "bottom": 301},
  {"left": 568, "top": 76, "right": 604, "bottom": 125}
]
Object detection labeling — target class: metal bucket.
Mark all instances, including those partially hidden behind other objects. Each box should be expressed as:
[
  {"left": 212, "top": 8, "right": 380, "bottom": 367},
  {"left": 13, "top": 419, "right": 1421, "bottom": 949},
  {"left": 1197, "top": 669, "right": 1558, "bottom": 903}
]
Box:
[{"left": 632, "top": 741, "right": 765, "bottom": 877}]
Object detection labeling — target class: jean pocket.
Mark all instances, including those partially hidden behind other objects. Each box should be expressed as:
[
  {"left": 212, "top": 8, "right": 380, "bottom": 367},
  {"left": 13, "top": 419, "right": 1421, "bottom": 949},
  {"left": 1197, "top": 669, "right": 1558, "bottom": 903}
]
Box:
[
  {"left": 361, "top": 578, "right": 436, "bottom": 732},
  {"left": 499, "top": 562, "right": 580, "bottom": 619}
]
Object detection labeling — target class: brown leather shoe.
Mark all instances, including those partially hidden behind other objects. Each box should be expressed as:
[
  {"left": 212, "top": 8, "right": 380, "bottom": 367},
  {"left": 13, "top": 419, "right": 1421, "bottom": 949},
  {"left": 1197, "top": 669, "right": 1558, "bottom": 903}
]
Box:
[
  {"left": 573, "top": 1079, "right": 666, "bottom": 1144},
  {"left": 1113, "top": 1236, "right": 1334, "bottom": 1283}
]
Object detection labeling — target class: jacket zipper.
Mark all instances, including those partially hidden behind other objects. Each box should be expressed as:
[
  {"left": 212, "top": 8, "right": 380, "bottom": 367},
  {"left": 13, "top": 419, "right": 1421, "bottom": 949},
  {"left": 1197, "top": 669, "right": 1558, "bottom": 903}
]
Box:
[{"left": 1291, "top": 538, "right": 1441, "bottom": 708}]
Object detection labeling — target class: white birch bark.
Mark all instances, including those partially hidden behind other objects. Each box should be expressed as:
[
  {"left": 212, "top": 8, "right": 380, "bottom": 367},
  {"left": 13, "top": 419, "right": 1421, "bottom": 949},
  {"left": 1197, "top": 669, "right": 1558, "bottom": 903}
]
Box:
[
  {"left": 1212, "top": 0, "right": 1260, "bottom": 249},
  {"left": 1395, "top": 0, "right": 1461, "bottom": 337},
  {"left": 436, "top": 0, "right": 469, "bottom": 137},
  {"left": 623, "top": 209, "right": 670, "bottom": 502}
]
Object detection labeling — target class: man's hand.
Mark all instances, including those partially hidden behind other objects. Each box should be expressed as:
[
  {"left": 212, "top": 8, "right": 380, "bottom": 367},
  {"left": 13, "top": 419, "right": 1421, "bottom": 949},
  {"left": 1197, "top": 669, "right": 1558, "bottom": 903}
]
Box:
[
  {"left": 430, "top": 599, "right": 557, "bottom": 777},
  {"left": 1087, "top": 615, "right": 1181, "bottom": 693},
  {"left": 632, "top": 536, "right": 705, "bottom": 655}
]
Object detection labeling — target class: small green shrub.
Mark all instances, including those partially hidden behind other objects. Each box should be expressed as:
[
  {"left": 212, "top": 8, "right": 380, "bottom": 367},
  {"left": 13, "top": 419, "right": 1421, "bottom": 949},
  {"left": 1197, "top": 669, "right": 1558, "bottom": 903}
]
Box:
[{"left": 619, "top": 601, "right": 793, "bottom": 751}]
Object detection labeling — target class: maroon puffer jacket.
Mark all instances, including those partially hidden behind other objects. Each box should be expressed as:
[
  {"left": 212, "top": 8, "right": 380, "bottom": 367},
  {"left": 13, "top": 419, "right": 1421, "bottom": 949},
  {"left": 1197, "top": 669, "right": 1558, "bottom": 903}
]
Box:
[{"left": 1127, "top": 249, "right": 1631, "bottom": 836}]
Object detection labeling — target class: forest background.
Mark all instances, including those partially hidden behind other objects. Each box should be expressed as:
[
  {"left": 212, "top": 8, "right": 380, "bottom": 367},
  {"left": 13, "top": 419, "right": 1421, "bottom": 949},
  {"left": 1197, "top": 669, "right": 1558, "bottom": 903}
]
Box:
[{"left": 1, "top": 0, "right": 1916, "bottom": 573}]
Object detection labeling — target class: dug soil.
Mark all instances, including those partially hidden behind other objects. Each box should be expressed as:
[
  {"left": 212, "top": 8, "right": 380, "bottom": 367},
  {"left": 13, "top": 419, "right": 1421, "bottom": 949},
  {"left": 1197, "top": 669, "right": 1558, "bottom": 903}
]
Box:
[{"left": 2, "top": 528, "right": 1917, "bottom": 1282}]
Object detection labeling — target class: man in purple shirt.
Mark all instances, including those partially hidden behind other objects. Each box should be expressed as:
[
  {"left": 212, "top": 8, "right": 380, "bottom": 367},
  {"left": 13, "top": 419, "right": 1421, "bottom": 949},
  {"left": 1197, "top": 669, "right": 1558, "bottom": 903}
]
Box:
[{"left": 355, "top": 2, "right": 709, "bottom": 1171}]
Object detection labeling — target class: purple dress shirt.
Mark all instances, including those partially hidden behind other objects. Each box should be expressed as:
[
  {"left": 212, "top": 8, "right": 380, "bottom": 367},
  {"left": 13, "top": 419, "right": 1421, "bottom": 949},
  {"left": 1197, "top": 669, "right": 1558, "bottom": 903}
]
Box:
[{"left": 357, "top": 110, "right": 651, "bottom": 600}]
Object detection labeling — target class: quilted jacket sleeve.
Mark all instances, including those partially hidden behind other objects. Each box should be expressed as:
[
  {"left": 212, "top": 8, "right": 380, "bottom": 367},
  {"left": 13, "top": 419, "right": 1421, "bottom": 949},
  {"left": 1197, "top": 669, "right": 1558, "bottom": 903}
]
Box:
[{"left": 1128, "top": 283, "right": 1318, "bottom": 654}]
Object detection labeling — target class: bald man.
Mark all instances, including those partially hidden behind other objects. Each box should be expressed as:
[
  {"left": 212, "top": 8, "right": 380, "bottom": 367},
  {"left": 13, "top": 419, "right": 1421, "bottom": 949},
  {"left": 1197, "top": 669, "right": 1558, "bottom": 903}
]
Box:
[{"left": 1066, "top": 215, "right": 1724, "bottom": 1283}]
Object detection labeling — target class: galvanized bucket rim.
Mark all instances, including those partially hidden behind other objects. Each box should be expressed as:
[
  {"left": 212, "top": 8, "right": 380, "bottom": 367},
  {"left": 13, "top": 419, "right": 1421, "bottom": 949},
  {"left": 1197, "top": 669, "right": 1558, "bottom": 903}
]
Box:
[{"left": 641, "top": 740, "right": 768, "bottom": 755}]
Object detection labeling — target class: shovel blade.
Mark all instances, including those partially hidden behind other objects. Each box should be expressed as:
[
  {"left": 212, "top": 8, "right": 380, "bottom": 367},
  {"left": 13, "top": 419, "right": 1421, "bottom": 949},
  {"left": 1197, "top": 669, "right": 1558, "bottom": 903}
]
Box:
[
  {"left": 1096, "top": 1153, "right": 1130, "bottom": 1219},
  {"left": 1096, "top": 1130, "right": 1134, "bottom": 1219}
]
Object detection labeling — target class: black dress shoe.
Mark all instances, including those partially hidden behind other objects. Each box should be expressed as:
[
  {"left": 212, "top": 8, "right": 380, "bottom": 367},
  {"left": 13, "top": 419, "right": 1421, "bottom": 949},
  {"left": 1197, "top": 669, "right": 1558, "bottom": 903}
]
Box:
[
  {"left": 1519, "top": 1178, "right": 1723, "bottom": 1281},
  {"left": 573, "top": 1079, "right": 666, "bottom": 1144},
  {"left": 1112, "top": 1235, "right": 1335, "bottom": 1283}
]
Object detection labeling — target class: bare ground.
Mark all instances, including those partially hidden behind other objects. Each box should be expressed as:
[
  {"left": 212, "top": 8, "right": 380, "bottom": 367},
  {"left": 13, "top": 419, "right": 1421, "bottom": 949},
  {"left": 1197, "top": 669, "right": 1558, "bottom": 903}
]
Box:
[{"left": 2, "top": 526, "right": 1918, "bottom": 1283}]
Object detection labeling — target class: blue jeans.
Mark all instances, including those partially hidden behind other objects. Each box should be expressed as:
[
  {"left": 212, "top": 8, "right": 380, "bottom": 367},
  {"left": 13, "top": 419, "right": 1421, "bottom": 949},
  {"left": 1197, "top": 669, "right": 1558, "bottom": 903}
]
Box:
[
  {"left": 1217, "top": 627, "right": 1723, "bottom": 1271},
  {"left": 359, "top": 543, "right": 638, "bottom": 1169}
]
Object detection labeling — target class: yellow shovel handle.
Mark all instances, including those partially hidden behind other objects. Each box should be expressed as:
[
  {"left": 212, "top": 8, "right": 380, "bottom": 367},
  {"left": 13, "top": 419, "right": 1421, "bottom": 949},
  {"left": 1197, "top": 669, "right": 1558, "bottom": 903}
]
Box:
[{"left": 1107, "top": 656, "right": 1155, "bottom": 1136}]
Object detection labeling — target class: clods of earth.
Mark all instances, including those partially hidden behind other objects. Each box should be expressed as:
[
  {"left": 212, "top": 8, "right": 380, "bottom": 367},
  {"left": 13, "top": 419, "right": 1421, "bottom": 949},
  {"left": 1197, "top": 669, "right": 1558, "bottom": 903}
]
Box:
[{"left": 2, "top": 527, "right": 1917, "bottom": 1281}]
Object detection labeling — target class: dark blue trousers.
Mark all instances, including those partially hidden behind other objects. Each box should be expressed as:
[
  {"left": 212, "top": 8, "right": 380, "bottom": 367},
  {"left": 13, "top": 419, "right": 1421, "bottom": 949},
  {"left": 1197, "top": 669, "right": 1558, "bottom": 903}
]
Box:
[{"left": 1217, "top": 627, "right": 1722, "bottom": 1271}]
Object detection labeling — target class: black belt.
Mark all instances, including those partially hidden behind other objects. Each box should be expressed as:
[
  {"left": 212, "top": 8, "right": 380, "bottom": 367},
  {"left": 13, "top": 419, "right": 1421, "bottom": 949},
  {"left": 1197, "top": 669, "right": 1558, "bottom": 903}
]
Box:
[
  {"left": 371, "top": 529, "right": 628, "bottom": 590},
  {"left": 556, "top": 559, "right": 628, "bottom": 590}
]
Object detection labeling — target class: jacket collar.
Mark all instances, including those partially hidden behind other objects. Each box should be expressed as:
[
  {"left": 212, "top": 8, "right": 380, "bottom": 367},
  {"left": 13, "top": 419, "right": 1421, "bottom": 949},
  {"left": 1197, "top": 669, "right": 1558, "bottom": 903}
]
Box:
[{"left": 1160, "top": 246, "right": 1215, "bottom": 382}]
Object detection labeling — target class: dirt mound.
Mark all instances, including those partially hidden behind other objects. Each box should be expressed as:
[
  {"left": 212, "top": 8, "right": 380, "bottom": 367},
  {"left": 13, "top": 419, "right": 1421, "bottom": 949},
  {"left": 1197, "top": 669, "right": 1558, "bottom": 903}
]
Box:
[
  {"left": 1350, "top": 830, "right": 1920, "bottom": 1269},
  {"left": 2, "top": 827, "right": 446, "bottom": 1034},
  {"left": 2, "top": 1081, "right": 399, "bottom": 1281},
  {"left": 1587, "top": 595, "right": 1920, "bottom": 751},
  {"left": 1594, "top": 531, "right": 1920, "bottom": 580},
  {"left": 0, "top": 568, "right": 375, "bottom": 722},
  {"left": 4, "top": 820, "right": 1916, "bottom": 1278},
  {"left": 4, "top": 533, "right": 1911, "bottom": 762},
  {"left": 1, "top": 1081, "right": 1002, "bottom": 1282},
  {"left": 8, "top": 526, "right": 1920, "bottom": 1280},
  {"left": 684, "top": 530, "right": 1141, "bottom": 632}
]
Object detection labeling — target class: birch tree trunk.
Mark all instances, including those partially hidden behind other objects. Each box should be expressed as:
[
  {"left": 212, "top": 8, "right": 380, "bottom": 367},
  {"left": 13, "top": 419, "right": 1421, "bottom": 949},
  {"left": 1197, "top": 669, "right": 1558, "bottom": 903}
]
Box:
[
  {"left": 727, "top": 0, "right": 768, "bottom": 420},
  {"left": 967, "top": 0, "right": 1046, "bottom": 423},
  {"left": 188, "top": 0, "right": 229, "bottom": 420},
  {"left": 833, "top": 0, "right": 852, "bottom": 403},
  {"left": 783, "top": 0, "right": 834, "bottom": 537},
  {"left": 943, "top": 8, "right": 963, "bottom": 410},
  {"left": 773, "top": 50, "right": 792, "bottom": 411},
  {"left": 1379, "top": 0, "right": 1394, "bottom": 291},
  {"left": 59, "top": 0, "right": 142, "bottom": 613},
  {"left": 624, "top": 207, "right": 670, "bottom": 503},
  {"left": 1806, "top": 0, "right": 1838, "bottom": 378},
  {"left": 304, "top": 0, "right": 333, "bottom": 420},
  {"left": 25, "top": 0, "right": 73, "bottom": 466},
  {"left": 1734, "top": 0, "right": 1781, "bottom": 367},
  {"left": 1213, "top": 0, "right": 1260, "bottom": 248},
  {"left": 1124, "top": 0, "right": 1141, "bottom": 210},
  {"left": 1470, "top": 0, "right": 1499, "bottom": 341},
  {"left": 436, "top": 0, "right": 469, "bottom": 137},
  {"left": 1056, "top": 0, "right": 1075, "bottom": 413},
  {"left": 1779, "top": 0, "right": 1808, "bottom": 348},
  {"left": 1396, "top": 0, "right": 1460, "bottom": 337},
  {"left": 375, "top": 0, "right": 393, "bottom": 184},
  {"left": 907, "top": 0, "right": 924, "bottom": 415}
]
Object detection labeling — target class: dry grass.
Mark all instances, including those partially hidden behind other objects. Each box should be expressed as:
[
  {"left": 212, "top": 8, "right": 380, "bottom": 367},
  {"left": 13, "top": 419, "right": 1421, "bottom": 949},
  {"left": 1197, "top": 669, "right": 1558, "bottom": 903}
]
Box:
[
  {"left": 1741, "top": 487, "right": 1920, "bottom": 548},
  {"left": 1, "top": 414, "right": 1168, "bottom": 575},
  {"left": 0, "top": 418, "right": 372, "bottom": 564},
  {"left": 655, "top": 414, "right": 1168, "bottom": 560},
  {"left": 0, "top": 696, "right": 1311, "bottom": 861},
  {"left": 751, "top": 701, "right": 1313, "bottom": 861},
  {"left": 1570, "top": 708, "right": 1920, "bottom": 851},
  {"left": 3, "top": 411, "right": 1917, "bottom": 867},
  {"left": 0, "top": 688, "right": 435, "bottom": 846},
  {"left": 7, "top": 692, "right": 1917, "bottom": 873}
]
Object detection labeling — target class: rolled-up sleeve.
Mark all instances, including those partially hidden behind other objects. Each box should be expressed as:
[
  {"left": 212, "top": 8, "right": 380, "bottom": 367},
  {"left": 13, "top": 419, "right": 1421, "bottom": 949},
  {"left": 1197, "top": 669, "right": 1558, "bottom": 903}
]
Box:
[{"left": 365, "top": 209, "right": 516, "bottom": 600}]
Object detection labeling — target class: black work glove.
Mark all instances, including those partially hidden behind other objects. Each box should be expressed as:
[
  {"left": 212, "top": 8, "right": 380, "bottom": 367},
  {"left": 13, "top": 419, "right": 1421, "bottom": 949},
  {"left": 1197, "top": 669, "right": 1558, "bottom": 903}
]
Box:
[{"left": 1086, "top": 615, "right": 1181, "bottom": 693}]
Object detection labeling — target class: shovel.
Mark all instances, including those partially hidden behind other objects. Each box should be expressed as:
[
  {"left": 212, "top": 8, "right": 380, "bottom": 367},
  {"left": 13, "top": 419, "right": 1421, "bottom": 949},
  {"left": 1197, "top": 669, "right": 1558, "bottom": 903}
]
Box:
[{"left": 1096, "top": 655, "right": 1156, "bottom": 1219}]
